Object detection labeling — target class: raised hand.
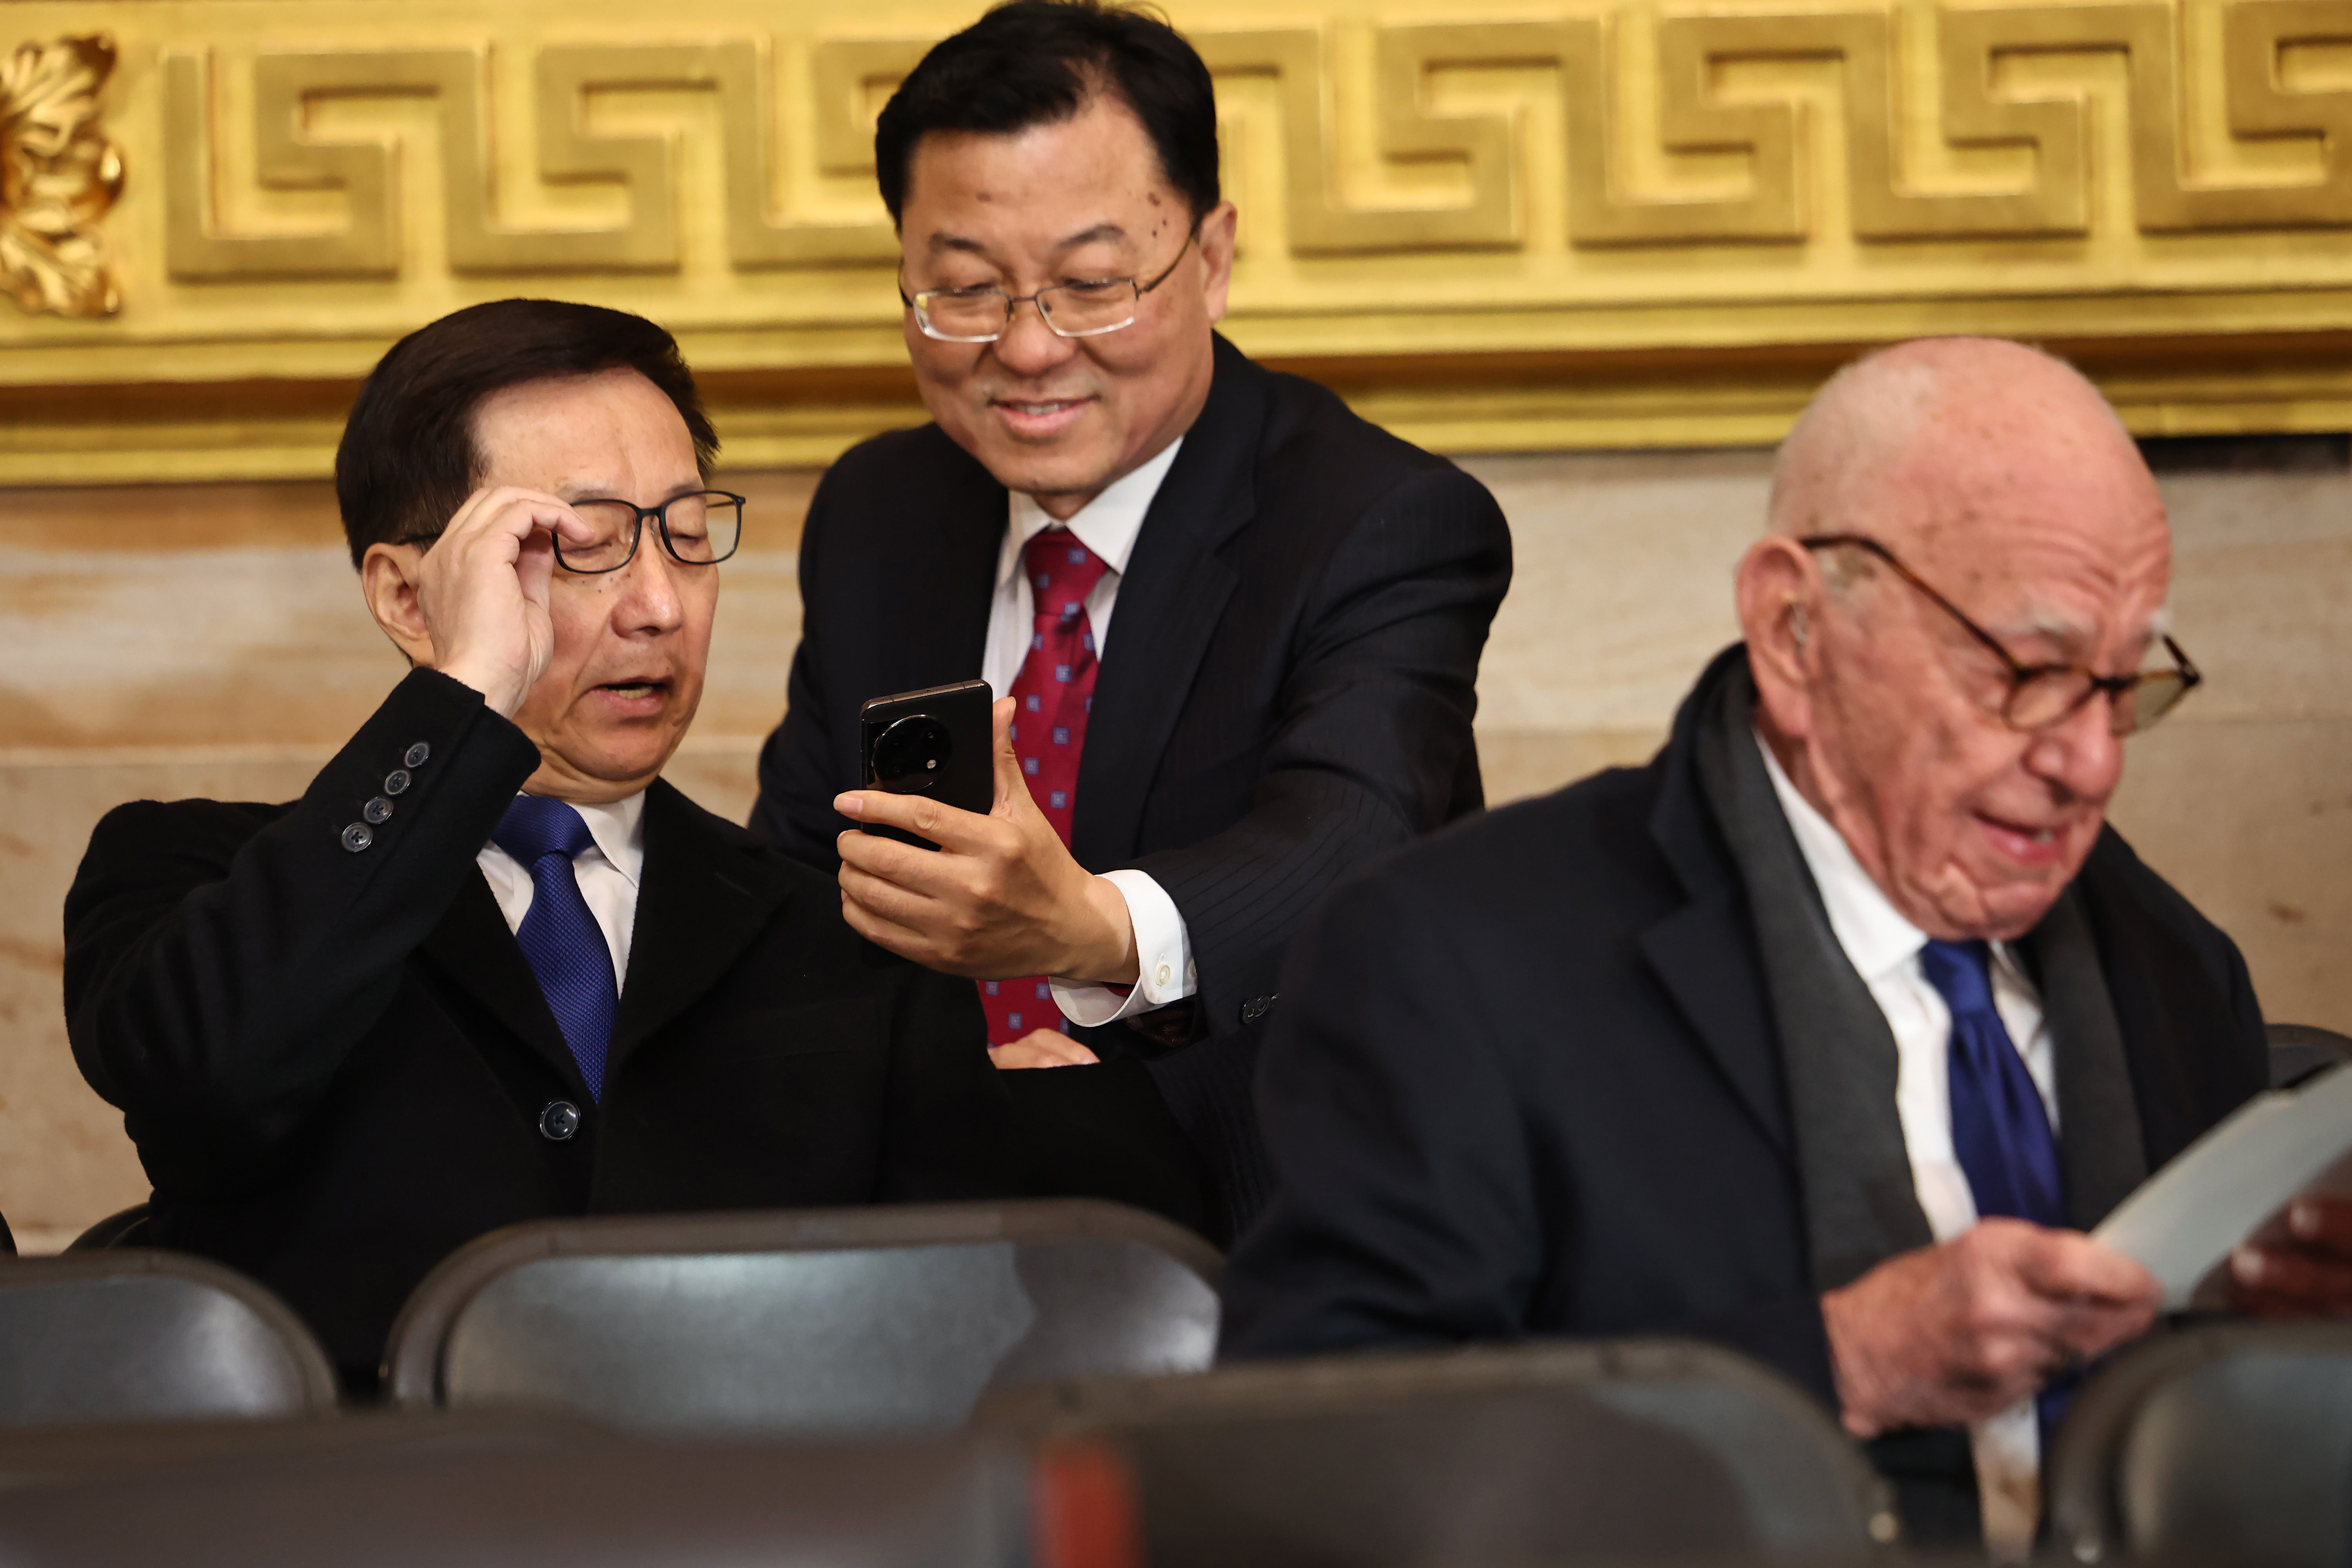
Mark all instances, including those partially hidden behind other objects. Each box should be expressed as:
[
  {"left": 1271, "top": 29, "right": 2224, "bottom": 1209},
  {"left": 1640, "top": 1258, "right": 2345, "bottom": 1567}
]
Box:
[
  {"left": 834, "top": 697, "right": 1138, "bottom": 985},
  {"left": 1820, "top": 1218, "right": 2161, "bottom": 1436},
  {"left": 408, "top": 486, "right": 599, "bottom": 718}
]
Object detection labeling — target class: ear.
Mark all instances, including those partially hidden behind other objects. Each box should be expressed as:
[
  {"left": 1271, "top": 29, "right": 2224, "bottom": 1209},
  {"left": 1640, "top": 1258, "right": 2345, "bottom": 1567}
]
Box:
[
  {"left": 1734, "top": 536, "right": 1824, "bottom": 742},
  {"left": 359, "top": 542, "right": 436, "bottom": 668},
  {"left": 1196, "top": 200, "right": 1237, "bottom": 325}
]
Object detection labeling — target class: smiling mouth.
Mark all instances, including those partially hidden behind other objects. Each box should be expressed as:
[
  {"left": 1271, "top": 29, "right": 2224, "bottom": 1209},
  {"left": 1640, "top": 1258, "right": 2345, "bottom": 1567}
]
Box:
[
  {"left": 598, "top": 680, "right": 668, "bottom": 699},
  {"left": 1978, "top": 812, "right": 2068, "bottom": 861}
]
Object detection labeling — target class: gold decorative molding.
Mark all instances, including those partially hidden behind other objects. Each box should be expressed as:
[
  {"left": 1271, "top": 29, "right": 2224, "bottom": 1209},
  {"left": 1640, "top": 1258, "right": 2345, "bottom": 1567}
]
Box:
[
  {"left": 4, "top": 0, "right": 2352, "bottom": 481},
  {"left": 0, "top": 34, "right": 123, "bottom": 319}
]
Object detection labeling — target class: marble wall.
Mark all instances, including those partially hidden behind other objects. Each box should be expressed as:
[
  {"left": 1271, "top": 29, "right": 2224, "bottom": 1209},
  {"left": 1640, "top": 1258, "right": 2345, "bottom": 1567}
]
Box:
[{"left": 5, "top": 442, "right": 2346, "bottom": 1248}]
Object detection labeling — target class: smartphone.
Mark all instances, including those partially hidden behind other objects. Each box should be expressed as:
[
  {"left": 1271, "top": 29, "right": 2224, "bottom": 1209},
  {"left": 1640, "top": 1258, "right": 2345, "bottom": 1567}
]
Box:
[{"left": 857, "top": 679, "right": 995, "bottom": 849}]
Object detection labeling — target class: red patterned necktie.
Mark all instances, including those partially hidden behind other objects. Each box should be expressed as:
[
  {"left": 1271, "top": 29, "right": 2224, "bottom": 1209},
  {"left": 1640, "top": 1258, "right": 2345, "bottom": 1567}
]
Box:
[{"left": 980, "top": 527, "right": 1110, "bottom": 1045}]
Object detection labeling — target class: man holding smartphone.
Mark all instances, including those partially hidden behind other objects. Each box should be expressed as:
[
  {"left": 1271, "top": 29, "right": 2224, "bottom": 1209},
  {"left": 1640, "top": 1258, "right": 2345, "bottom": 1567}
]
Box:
[{"left": 751, "top": 0, "right": 1512, "bottom": 1239}]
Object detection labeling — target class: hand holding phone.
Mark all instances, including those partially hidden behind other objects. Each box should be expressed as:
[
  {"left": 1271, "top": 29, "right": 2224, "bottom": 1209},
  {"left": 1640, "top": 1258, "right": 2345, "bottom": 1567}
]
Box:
[{"left": 855, "top": 680, "right": 995, "bottom": 849}]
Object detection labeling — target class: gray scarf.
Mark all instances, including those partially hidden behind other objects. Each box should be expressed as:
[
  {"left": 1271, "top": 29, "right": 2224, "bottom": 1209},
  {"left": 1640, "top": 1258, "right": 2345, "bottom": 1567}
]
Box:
[{"left": 1692, "top": 660, "right": 2147, "bottom": 1290}]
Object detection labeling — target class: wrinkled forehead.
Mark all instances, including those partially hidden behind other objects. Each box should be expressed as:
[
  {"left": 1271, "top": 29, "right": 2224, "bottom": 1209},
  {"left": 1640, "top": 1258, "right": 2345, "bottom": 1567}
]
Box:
[
  {"left": 1873, "top": 388, "right": 2171, "bottom": 631},
  {"left": 471, "top": 368, "right": 699, "bottom": 494}
]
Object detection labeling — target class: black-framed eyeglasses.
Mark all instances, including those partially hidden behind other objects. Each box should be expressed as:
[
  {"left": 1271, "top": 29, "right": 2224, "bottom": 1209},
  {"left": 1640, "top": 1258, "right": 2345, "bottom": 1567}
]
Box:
[
  {"left": 404, "top": 491, "right": 746, "bottom": 575},
  {"left": 899, "top": 229, "right": 1198, "bottom": 343},
  {"left": 1799, "top": 534, "right": 2201, "bottom": 736}
]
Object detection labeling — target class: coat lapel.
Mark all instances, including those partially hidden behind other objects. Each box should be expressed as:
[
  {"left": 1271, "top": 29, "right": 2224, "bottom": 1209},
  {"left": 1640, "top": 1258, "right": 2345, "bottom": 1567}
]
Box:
[
  {"left": 1638, "top": 663, "right": 1796, "bottom": 1158},
  {"left": 1072, "top": 338, "right": 1263, "bottom": 868},
  {"left": 416, "top": 869, "right": 590, "bottom": 1099},
  {"left": 604, "top": 779, "right": 795, "bottom": 1075}
]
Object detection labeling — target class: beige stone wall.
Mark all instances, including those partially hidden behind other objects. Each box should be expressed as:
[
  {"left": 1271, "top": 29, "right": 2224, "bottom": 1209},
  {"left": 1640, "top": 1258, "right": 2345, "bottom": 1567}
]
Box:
[{"left": 5, "top": 445, "right": 2347, "bottom": 1247}]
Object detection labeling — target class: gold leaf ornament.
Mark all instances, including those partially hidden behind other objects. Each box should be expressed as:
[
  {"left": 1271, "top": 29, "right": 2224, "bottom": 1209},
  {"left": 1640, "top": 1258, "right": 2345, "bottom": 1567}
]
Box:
[{"left": 0, "top": 34, "right": 123, "bottom": 318}]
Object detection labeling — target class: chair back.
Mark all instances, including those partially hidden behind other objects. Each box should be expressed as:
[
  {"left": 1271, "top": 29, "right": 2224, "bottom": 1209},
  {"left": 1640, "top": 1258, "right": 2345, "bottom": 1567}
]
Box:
[
  {"left": 385, "top": 1200, "right": 1220, "bottom": 1437},
  {"left": 0, "top": 1252, "right": 337, "bottom": 1426},
  {"left": 2049, "top": 1320, "right": 2352, "bottom": 1568},
  {"left": 0, "top": 1428, "right": 1030, "bottom": 1568},
  {"left": 65, "top": 1204, "right": 152, "bottom": 1252},
  {"left": 2266, "top": 1021, "right": 2352, "bottom": 1089},
  {"left": 980, "top": 1338, "right": 1901, "bottom": 1566}
]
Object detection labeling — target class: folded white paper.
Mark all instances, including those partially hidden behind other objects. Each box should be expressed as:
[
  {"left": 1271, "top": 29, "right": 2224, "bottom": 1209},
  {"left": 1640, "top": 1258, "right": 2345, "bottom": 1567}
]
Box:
[{"left": 2094, "top": 1061, "right": 2352, "bottom": 1308}]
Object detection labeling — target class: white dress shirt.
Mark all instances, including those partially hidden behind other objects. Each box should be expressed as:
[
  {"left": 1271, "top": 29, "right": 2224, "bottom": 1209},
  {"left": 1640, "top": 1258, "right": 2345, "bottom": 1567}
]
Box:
[
  {"left": 1757, "top": 735, "right": 2058, "bottom": 1552},
  {"left": 477, "top": 792, "right": 646, "bottom": 991},
  {"left": 981, "top": 438, "right": 1195, "bottom": 1027}
]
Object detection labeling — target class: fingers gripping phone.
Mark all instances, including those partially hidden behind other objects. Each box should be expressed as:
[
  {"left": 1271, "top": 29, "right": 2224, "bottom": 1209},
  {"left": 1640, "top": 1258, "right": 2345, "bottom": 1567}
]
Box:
[{"left": 857, "top": 680, "right": 996, "bottom": 849}]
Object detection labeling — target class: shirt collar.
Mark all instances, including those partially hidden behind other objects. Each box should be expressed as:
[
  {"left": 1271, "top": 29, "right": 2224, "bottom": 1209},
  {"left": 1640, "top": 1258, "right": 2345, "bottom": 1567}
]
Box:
[
  {"left": 540, "top": 790, "right": 645, "bottom": 889},
  {"left": 1000, "top": 436, "right": 1183, "bottom": 589},
  {"left": 1753, "top": 730, "right": 1926, "bottom": 985}
]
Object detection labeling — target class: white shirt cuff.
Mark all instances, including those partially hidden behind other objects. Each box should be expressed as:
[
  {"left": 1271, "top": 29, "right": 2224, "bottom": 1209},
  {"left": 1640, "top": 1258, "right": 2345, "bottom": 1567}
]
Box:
[{"left": 1051, "top": 869, "right": 1196, "bottom": 1027}]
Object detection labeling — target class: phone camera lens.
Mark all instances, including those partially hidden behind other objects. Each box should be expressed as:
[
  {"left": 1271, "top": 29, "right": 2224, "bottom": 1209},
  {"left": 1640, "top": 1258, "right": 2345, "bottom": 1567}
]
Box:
[{"left": 873, "top": 715, "right": 953, "bottom": 792}]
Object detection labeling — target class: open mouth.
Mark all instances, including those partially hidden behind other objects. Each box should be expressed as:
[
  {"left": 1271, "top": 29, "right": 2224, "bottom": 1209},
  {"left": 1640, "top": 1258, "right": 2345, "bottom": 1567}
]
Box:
[
  {"left": 595, "top": 679, "right": 670, "bottom": 703},
  {"left": 1977, "top": 812, "right": 2065, "bottom": 864}
]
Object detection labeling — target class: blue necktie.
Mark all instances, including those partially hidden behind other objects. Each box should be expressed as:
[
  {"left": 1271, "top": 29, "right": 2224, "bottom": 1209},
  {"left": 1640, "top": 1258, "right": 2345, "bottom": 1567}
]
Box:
[
  {"left": 492, "top": 796, "right": 617, "bottom": 1101},
  {"left": 1919, "top": 937, "right": 2074, "bottom": 1441}
]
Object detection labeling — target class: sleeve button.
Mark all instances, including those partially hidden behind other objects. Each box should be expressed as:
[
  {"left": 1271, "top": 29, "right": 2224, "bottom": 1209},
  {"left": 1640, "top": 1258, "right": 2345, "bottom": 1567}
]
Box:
[
  {"left": 382, "top": 768, "right": 411, "bottom": 796},
  {"left": 339, "top": 823, "right": 374, "bottom": 853},
  {"left": 363, "top": 796, "right": 395, "bottom": 825},
  {"left": 404, "top": 742, "right": 432, "bottom": 768}
]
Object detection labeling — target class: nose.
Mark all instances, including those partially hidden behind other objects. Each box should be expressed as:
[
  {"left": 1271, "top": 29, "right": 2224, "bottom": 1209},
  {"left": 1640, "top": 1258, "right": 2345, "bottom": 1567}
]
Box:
[
  {"left": 2023, "top": 687, "right": 2126, "bottom": 804},
  {"left": 612, "top": 539, "right": 687, "bottom": 636},
  {"left": 988, "top": 296, "right": 1079, "bottom": 379}
]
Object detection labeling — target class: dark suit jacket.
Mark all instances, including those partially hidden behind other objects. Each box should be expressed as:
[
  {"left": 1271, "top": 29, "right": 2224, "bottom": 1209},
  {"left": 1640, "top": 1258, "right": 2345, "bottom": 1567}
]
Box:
[
  {"left": 64, "top": 669, "right": 1201, "bottom": 1387},
  {"left": 1221, "top": 646, "right": 2269, "bottom": 1531},
  {"left": 751, "top": 334, "right": 1513, "bottom": 1235}
]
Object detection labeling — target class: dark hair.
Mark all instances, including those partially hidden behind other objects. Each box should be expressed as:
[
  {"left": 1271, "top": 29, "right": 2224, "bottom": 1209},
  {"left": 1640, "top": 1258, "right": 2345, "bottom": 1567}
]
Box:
[
  {"left": 334, "top": 298, "right": 718, "bottom": 570},
  {"left": 875, "top": 0, "right": 1218, "bottom": 228}
]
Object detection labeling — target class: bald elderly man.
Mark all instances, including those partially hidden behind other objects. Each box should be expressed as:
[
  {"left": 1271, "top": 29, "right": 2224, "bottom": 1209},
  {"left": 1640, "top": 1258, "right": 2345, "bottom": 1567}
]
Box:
[{"left": 1221, "top": 338, "right": 2352, "bottom": 1543}]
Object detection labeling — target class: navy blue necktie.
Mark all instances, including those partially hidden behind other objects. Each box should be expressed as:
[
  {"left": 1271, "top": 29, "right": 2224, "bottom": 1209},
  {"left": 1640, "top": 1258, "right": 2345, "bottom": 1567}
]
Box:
[
  {"left": 492, "top": 796, "right": 617, "bottom": 1101},
  {"left": 1919, "top": 937, "right": 2073, "bottom": 1441}
]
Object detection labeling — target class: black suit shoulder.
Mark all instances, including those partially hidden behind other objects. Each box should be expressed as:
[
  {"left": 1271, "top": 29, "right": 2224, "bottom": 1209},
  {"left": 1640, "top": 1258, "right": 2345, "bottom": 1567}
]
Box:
[
  {"left": 1253, "top": 356, "right": 1463, "bottom": 487},
  {"left": 1326, "top": 752, "right": 1682, "bottom": 955},
  {"left": 805, "top": 421, "right": 996, "bottom": 544},
  {"left": 1240, "top": 355, "right": 1500, "bottom": 560}
]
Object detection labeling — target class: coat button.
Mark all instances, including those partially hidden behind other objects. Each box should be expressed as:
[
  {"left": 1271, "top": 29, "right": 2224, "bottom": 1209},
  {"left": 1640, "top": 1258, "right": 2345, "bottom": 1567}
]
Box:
[
  {"left": 1240, "top": 995, "right": 1276, "bottom": 1024},
  {"left": 382, "top": 768, "right": 412, "bottom": 797},
  {"left": 404, "top": 742, "right": 431, "bottom": 768},
  {"left": 339, "top": 823, "right": 374, "bottom": 853},
  {"left": 363, "top": 796, "right": 395, "bottom": 825},
  {"left": 539, "top": 1100, "right": 581, "bottom": 1141}
]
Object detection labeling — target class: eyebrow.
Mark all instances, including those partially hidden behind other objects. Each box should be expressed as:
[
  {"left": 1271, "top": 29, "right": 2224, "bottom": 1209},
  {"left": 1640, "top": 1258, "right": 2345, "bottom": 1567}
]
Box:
[
  {"left": 1990, "top": 603, "right": 2170, "bottom": 661},
  {"left": 559, "top": 480, "right": 705, "bottom": 506}
]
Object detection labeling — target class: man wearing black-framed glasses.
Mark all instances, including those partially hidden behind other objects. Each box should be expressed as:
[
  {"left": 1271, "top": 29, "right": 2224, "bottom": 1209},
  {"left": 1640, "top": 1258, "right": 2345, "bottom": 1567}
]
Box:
[
  {"left": 1229, "top": 336, "right": 2352, "bottom": 1546},
  {"left": 61, "top": 299, "right": 1128, "bottom": 1390},
  {"left": 751, "top": 0, "right": 1511, "bottom": 1243}
]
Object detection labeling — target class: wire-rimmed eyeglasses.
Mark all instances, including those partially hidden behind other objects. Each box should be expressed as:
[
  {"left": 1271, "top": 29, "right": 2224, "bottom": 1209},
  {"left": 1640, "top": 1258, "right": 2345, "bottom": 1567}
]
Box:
[
  {"left": 1799, "top": 534, "right": 2200, "bottom": 736},
  {"left": 900, "top": 230, "right": 1198, "bottom": 344}
]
